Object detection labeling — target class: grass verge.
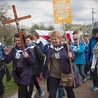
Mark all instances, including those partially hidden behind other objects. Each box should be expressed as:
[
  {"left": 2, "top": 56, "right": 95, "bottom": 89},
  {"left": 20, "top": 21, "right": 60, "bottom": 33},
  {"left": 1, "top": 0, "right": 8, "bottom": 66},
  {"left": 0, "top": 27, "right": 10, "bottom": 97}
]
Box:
[{"left": 3, "top": 62, "right": 18, "bottom": 97}]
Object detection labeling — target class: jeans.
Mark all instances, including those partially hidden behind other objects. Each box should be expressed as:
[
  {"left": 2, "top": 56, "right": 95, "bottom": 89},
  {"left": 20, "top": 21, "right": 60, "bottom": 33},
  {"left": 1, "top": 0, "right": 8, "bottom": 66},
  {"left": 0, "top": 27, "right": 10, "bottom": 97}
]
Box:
[
  {"left": 74, "top": 64, "right": 86, "bottom": 80},
  {"left": 48, "top": 76, "right": 75, "bottom": 98},
  {"left": 0, "top": 68, "right": 5, "bottom": 96}
]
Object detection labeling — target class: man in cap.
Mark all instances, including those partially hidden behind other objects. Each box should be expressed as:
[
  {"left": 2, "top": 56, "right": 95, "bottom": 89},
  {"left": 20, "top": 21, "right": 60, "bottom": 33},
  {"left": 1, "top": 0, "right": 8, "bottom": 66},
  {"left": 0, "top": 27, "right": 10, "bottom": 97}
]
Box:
[{"left": 87, "top": 22, "right": 98, "bottom": 91}]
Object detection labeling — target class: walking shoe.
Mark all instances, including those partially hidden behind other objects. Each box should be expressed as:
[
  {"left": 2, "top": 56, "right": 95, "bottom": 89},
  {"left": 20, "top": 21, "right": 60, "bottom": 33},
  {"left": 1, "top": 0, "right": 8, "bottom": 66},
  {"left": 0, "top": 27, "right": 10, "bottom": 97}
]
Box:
[
  {"left": 37, "top": 91, "right": 44, "bottom": 98},
  {"left": 83, "top": 78, "right": 86, "bottom": 83},
  {"left": 87, "top": 71, "right": 90, "bottom": 76},
  {"left": 38, "top": 89, "right": 45, "bottom": 98},
  {"left": 91, "top": 87, "right": 98, "bottom": 91}
]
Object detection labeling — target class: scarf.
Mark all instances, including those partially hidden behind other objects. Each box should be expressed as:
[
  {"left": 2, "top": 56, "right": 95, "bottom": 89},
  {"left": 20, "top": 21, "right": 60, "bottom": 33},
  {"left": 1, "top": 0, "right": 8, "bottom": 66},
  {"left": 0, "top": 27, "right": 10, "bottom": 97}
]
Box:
[{"left": 50, "top": 44, "right": 64, "bottom": 52}]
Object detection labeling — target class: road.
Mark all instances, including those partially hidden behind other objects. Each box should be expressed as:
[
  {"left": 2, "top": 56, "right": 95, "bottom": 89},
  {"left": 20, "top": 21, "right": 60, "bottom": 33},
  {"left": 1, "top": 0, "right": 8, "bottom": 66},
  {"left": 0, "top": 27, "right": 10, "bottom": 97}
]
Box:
[{"left": 5, "top": 77, "right": 98, "bottom": 98}]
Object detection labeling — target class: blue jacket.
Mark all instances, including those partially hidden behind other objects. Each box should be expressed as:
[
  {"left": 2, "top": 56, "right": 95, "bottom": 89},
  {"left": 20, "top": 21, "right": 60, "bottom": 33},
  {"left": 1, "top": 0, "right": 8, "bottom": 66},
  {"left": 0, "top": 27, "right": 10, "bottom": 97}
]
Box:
[
  {"left": 87, "top": 37, "right": 97, "bottom": 62},
  {"left": 4, "top": 46, "right": 35, "bottom": 85},
  {"left": 70, "top": 42, "right": 86, "bottom": 65},
  {"left": 43, "top": 44, "right": 75, "bottom": 79}
]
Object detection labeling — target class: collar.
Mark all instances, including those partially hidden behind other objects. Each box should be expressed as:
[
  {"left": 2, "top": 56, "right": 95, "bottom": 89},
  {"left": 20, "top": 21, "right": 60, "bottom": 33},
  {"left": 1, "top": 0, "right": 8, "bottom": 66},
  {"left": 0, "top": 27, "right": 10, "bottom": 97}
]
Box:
[
  {"left": 50, "top": 44, "right": 64, "bottom": 52},
  {"left": 15, "top": 47, "right": 29, "bottom": 53},
  {"left": 84, "top": 41, "right": 89, "bottom": 45}
]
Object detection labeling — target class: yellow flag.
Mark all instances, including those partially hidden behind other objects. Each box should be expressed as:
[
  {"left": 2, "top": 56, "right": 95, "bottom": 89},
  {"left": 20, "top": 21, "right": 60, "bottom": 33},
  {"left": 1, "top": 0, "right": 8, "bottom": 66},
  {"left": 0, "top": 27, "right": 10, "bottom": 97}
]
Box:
[{"left": 52, "top": 0, "right": 72, "bottom": 24}]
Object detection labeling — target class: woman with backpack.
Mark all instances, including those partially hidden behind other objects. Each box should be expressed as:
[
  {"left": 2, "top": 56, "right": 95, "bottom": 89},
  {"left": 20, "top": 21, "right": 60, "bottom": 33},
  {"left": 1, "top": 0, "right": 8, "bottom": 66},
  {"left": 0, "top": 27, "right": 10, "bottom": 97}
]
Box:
[{"left": 25, "top": 34, "right": 44, "bottom": 98}]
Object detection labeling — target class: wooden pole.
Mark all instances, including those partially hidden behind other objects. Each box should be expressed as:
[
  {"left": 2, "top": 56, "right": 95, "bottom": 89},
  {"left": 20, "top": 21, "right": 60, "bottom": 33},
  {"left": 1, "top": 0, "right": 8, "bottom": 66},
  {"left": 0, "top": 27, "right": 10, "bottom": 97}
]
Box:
[
  {"left": 62, "top": 19, "right": 76, "bottom": 87},
  {"left": 2, "top": 5, "right": 31, "bottom": 50}
]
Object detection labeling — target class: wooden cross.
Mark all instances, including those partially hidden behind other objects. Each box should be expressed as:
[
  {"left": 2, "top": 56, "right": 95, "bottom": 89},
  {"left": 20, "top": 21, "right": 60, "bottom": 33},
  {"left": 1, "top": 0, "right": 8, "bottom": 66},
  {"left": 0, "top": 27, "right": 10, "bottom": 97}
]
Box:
[{"left": 2, "top": 5, "right": 31, "bottom": 50}]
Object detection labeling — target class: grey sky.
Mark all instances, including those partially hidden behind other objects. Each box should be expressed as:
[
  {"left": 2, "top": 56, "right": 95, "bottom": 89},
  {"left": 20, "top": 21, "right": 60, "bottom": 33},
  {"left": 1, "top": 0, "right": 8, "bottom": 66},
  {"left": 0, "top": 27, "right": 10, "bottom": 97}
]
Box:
[{"left": 0, "top": 0, "right": 98, "bottom": 28}]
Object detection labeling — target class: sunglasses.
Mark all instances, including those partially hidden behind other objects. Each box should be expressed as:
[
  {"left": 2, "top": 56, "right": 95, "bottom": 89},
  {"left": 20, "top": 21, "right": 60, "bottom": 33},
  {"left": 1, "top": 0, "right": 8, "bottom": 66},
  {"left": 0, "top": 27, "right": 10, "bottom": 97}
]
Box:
[
  {"left": 73, "top": 38, "right": 78, "bottom": 40},
  {"left": 48, "top": 40, "right": 52, "bottom": 42}
]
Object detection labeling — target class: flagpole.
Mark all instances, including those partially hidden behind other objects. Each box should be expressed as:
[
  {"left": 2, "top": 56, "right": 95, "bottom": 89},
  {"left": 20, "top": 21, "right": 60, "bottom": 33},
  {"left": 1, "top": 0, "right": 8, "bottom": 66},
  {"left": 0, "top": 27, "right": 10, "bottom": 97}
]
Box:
[{"left": 62, "top": 19, "right": 76, "bottom": 87}]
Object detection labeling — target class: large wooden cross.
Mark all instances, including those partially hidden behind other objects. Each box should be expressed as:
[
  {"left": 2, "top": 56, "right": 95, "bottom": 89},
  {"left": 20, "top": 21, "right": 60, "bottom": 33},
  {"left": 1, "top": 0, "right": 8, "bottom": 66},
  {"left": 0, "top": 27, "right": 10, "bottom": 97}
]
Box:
[{"left": 2, "top": 5, "right": 31, "bottom": 50}]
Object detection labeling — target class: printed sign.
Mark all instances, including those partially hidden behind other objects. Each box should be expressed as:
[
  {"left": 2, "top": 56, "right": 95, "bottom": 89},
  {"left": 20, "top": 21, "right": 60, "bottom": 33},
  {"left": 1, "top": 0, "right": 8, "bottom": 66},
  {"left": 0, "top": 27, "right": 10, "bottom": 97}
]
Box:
[{"left": 52, "top": 0, "right": 72, "bottom": 24}]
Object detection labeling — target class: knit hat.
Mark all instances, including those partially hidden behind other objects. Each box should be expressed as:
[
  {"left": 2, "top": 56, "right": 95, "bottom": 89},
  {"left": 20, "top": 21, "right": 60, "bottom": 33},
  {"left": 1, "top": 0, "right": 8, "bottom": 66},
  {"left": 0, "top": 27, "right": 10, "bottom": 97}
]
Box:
[{"left": 92, "top": 22, "right": 98, "bottom": 34}]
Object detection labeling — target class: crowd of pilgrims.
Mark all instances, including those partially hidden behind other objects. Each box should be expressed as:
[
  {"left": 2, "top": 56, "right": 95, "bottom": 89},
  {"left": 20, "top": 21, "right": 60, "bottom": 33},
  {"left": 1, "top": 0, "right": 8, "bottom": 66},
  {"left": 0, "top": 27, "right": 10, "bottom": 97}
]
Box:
[{"left": 0, "top": 25, "right": 98, "bottom": 98}]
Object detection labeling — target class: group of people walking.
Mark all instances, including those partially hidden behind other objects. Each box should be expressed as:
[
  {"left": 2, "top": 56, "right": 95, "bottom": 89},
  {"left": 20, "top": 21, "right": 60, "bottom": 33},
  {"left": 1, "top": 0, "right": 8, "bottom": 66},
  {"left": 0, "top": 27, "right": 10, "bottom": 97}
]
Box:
[{"left": 0, "top": 22, "right": 98, "bottom": 98}]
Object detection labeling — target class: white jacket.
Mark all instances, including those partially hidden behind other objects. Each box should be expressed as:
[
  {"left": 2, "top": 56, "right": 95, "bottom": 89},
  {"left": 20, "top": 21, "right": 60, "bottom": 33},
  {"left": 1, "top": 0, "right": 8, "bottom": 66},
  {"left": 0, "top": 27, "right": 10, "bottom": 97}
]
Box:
[{"left": 91, "top": 54, "right": 97, "bottom": 69}]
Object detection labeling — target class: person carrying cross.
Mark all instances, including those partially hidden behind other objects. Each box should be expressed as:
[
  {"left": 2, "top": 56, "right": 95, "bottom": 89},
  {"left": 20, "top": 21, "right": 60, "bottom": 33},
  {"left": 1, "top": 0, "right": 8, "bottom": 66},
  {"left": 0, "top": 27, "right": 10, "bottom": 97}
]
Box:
[{"left": 4, "top": 33, "right": 35, "bottom": 98}]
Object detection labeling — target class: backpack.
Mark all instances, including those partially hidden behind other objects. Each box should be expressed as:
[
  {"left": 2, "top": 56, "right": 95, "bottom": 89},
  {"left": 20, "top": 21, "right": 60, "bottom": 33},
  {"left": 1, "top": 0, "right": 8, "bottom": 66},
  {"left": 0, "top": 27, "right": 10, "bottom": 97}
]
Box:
[{"left": 32, "top": 44, "right": 44, "bottom": 67}]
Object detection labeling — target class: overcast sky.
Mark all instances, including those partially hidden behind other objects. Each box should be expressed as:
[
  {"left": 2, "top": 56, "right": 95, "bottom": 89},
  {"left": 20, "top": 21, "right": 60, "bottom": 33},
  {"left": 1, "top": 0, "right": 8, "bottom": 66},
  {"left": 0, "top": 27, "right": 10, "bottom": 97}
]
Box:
[{"left": 0, "top": 0, "right": 98, "bottom": 29}]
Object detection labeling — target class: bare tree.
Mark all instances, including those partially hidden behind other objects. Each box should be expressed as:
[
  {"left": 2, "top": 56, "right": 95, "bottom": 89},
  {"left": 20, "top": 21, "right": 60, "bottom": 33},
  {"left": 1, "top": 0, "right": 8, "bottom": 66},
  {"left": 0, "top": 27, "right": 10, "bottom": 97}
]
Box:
[{"left": 0, "top": 3, "right": 17, "bottom": 46}]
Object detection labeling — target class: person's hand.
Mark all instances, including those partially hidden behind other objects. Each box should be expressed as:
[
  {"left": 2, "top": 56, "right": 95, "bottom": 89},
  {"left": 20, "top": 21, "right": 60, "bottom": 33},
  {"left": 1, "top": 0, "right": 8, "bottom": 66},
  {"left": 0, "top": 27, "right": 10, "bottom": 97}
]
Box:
[
  {"left": 91, "top": 68, "right": 94, "bottom": 72},
  {"left": 68, "top": 52, "right": 72, "bottom": 58},
  {"left": 4, "top": 48, "right": 11, "bottom": 55},
  {"left": 22, "top": 52, "right": 29, "bottom": 58}
]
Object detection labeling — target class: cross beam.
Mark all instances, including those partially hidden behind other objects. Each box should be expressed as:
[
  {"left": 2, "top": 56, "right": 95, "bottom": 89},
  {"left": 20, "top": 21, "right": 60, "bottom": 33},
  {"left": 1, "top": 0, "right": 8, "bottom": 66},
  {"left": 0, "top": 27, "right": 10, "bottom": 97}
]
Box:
[
  {"left": 2, "top": 5, "right": 31, "bottom": 50},
  {"left": 2, "top": 5, "right": 31, "bottom": 25}
]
